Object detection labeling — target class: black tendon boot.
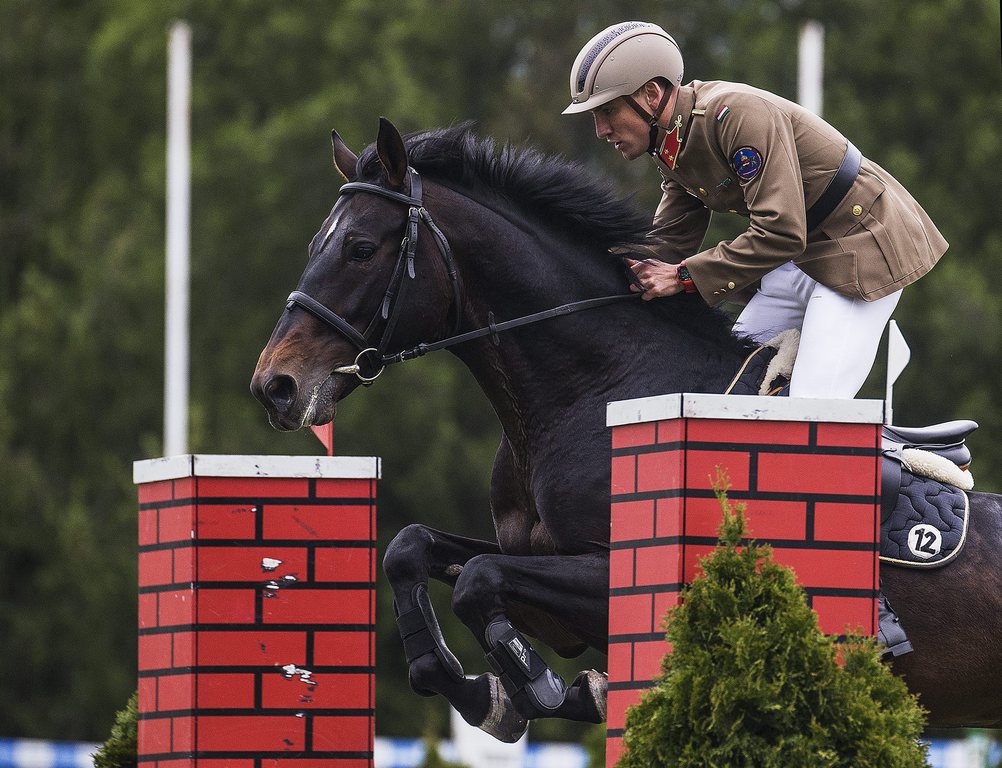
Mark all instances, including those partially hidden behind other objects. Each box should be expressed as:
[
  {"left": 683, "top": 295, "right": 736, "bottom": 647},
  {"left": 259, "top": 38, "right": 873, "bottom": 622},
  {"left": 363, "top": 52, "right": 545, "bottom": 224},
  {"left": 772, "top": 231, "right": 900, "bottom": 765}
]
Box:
[
  {"left": 484, "top": 616, "right": 568, "bottom": 716},
  {"left": 394, "top": 584, "right": 465, "bottom": 694}
]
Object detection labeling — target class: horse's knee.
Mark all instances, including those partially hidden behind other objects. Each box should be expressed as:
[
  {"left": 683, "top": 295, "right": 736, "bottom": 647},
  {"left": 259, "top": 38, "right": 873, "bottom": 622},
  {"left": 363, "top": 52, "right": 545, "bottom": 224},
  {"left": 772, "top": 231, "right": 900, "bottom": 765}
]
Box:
[
  {"left": 452, "top": 554, "right": 505, "bottom": 625},
  {"left": 383, "top": 523, "right": 434, "bottom": 584}
]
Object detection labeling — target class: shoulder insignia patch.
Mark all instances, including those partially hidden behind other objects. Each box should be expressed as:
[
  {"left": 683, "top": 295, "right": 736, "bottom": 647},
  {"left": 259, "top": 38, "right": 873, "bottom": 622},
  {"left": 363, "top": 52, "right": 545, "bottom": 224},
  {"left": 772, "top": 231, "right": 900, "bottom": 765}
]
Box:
[
  {"left": 731, "top": 146, "right": 763, "bottom": 180},
  {"left": 715, "top": 105, "right": 730, "bottom": 122}
]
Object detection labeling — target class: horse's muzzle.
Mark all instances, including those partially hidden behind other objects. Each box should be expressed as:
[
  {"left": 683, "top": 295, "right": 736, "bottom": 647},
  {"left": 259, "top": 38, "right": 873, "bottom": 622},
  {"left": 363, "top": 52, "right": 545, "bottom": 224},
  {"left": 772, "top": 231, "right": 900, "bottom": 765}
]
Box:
[
  {"left": 262, "top": 373, "right": 298, "bottom": 412},
  {"left": 251, "top": 371, "right": 302, "bottom": 431}
]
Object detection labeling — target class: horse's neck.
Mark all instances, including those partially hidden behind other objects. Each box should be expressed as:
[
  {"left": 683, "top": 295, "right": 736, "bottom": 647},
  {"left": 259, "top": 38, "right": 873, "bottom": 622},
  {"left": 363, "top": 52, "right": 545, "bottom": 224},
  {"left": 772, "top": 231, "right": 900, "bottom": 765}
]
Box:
[{"left": 440, "top": 201, "right": 740, "bottom": 439}]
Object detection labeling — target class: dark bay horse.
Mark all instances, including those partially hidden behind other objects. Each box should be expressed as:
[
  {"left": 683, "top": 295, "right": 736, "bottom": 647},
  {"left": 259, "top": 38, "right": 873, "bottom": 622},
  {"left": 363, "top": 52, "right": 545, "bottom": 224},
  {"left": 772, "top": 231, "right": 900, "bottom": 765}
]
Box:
[{"left": 251, "top": 118, "right": 1002, "bottom": 740}]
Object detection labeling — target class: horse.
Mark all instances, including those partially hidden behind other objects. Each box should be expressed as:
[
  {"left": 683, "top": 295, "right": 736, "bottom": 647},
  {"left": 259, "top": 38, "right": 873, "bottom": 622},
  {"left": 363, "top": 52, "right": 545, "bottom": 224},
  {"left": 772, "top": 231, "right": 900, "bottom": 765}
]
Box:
[{"left": 251, "top": 118, "right": 1002, "bottom": 740}]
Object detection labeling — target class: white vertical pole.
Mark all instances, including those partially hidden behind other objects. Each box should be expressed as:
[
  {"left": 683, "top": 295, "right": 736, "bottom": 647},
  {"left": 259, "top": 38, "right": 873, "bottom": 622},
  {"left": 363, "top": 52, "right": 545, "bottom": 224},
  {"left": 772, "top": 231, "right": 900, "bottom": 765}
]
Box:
[
  {"left": 165, "top": 21, "right": 191, "bottom": 456},
  {"left": 798, "top": 20, "right": 825, "bottom": 116}
]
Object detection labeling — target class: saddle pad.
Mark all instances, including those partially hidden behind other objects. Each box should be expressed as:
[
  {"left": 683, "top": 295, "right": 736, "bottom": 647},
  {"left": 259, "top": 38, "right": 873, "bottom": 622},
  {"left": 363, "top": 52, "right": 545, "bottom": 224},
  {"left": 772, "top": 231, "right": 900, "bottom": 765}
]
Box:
[
  {"left": 724, "top": 344, "right": 779, "bottom": 395},
  {"left": 724, "top": 328, "right": 798, "bottom": 396},
  {"left": 880, "top": 469, "right": 969, "bottom": 568}
]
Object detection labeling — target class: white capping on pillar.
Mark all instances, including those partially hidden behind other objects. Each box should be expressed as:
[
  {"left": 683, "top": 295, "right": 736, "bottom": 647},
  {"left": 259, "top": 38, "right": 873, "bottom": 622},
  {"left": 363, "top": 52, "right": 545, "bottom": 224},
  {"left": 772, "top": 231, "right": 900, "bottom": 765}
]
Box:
[
  {"left": 606, "top": 393, "right": 885, "bottom": 427},
  {"left": 133, "top": 454, "right": 381, "bottom": 484}
]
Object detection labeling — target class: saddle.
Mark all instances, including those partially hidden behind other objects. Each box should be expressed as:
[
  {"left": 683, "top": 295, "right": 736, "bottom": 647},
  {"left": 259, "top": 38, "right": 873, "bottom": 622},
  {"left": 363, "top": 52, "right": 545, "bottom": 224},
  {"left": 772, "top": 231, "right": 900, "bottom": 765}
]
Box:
[
  {"left": 880, "top": 420, "right": 976, "bottom": 566},
  {"left": 877, "top": 423, "right": 976, "bottom": 657}
]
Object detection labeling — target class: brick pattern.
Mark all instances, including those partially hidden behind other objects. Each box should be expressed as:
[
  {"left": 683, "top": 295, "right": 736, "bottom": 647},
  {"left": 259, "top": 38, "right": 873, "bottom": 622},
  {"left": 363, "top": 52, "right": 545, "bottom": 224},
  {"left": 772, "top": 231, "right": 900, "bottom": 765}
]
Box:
[
  {"left": 607, "top": 417, "right": 880, "bottom": 765},
  {"left": 138, "top": 475, "right": 376, "bottom": 768}
]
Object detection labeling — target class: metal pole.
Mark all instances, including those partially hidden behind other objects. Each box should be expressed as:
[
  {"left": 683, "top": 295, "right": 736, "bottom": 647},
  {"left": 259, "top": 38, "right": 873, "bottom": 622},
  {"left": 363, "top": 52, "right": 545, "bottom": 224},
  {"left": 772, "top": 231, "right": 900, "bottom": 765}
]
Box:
[
  {"left": 164, "top": 21, "right": 191, "bottom": 456},
  {"left": 798, "top": 20, "right": 825, "bottom": 116}
]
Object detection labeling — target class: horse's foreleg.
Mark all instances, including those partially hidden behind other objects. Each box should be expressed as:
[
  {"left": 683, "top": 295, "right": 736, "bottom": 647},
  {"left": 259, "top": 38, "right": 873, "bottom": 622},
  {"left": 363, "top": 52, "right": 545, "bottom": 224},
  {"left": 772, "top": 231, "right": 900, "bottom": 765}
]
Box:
[
  {"left": 382, "top": 525, "right": 528, "bottom": 740},
  {"left": 451, "top": 552, "right": 609, "bottom": 726}
]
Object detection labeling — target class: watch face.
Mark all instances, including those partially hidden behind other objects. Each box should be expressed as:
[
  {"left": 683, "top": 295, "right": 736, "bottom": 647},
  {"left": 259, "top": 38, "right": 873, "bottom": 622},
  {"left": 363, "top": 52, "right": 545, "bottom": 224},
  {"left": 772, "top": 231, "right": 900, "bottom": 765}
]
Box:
[{"left": 677, "top": 265, "right": 692, "bottom": 282}]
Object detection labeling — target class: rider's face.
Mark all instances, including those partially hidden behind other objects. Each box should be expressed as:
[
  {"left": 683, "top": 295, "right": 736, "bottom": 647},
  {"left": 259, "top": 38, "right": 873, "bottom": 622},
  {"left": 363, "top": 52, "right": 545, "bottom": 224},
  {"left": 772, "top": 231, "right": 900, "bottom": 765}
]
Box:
[{"left": 592, "top": 97, "right": 651, "bottom": 160}]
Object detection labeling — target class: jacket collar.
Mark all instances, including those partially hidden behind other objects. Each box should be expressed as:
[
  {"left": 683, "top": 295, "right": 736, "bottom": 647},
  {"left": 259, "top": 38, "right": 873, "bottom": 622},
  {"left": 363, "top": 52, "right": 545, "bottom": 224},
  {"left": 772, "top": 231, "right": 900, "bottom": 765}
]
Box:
[{"left": 651, "top": 85, "right": 696, "bottom": 173}]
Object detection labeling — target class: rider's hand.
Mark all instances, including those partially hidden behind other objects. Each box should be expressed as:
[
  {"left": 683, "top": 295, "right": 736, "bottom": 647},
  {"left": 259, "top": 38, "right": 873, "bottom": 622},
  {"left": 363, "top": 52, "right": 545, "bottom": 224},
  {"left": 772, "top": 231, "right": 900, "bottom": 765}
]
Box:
[{"left": 623, "top": 257, "right": 683, "bottom": 300}]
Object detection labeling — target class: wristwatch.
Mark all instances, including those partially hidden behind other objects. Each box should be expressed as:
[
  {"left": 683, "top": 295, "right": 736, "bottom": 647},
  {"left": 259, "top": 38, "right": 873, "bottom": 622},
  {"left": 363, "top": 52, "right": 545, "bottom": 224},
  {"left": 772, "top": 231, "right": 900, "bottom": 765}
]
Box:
[{"left": 676, "top": 261, "right": 697, "bottom": 294}]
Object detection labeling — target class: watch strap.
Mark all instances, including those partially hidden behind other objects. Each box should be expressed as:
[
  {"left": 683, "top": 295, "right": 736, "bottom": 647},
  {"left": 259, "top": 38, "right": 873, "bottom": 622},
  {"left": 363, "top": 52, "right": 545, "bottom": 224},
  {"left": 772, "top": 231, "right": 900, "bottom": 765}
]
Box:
[{"left": 677, "top": 261, "right": 697, "bottom": 294}]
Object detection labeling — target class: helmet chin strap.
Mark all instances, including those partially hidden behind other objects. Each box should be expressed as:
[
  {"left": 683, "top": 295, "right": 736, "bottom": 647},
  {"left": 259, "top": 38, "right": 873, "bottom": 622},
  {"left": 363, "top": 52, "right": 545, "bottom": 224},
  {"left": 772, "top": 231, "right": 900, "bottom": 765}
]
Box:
[{"left": 623, "top": 86, "right": 674, "bottom": 154}]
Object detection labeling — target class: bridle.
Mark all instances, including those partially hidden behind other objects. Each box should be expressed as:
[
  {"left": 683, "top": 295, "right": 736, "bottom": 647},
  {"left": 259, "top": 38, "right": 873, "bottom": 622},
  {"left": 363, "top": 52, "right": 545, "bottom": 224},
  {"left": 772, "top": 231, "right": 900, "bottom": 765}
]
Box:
[
  {"left": 284, "top": 166, "right": 639, "bottom": 384},
  {"left": 287, "top": 167, "right": 463, "bottom": 383}
]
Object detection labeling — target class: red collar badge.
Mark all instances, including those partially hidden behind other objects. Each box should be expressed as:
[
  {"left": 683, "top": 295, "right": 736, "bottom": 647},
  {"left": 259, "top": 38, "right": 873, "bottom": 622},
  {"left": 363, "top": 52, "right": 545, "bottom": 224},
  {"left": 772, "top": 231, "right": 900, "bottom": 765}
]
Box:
[{"left": 656, "top": 114, "right": 685, "bottom": 170}]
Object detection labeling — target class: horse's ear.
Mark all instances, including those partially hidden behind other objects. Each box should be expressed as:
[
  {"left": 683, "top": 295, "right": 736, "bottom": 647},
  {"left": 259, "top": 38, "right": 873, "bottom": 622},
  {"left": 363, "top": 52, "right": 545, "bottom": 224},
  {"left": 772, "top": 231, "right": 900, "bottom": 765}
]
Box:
[
  {"left": 376, "top": 117, "right": 408, "bottom": 190},
  {"left": 331, "top": 129, "right": 358, "bottom": 182}
]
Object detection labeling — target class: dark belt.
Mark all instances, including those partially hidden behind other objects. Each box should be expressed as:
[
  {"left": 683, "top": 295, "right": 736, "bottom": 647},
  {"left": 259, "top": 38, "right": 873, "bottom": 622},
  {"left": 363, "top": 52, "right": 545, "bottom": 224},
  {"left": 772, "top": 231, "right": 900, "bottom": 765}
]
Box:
[{"left": 806, "top": 142, "right": 861, "bottom": 232}]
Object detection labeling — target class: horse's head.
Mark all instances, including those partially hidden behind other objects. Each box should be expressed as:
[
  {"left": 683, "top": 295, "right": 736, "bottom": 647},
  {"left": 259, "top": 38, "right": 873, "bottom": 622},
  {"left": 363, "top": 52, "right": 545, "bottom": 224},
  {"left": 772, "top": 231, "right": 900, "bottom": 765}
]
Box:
[{"left": 251, "top": 118, "right": 457, "bottom": 430}]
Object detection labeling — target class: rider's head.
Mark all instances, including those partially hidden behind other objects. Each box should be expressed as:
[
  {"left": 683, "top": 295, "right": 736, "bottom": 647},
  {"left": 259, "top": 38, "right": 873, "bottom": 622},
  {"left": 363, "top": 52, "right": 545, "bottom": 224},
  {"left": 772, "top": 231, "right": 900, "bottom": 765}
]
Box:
[{"left": 562, "top": 22, "right": 684, "bottom": 158}]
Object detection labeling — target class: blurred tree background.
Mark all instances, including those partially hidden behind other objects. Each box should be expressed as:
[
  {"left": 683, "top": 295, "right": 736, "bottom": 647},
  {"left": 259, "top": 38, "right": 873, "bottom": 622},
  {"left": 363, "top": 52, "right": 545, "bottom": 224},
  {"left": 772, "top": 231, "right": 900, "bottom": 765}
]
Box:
[{"left": 1, "top": 0, "right": 999, "bottom": 744}]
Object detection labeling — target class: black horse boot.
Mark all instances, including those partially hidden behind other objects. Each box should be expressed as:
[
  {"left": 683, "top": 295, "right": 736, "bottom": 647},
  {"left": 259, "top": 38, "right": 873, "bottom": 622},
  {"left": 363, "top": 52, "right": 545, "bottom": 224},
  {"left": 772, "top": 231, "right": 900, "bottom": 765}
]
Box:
[
  {"left": 395, "top": 584, "right": 465, "bottom": 695},
  {"left": 483, "top": 616, "right": 605, "bottom": 724}
]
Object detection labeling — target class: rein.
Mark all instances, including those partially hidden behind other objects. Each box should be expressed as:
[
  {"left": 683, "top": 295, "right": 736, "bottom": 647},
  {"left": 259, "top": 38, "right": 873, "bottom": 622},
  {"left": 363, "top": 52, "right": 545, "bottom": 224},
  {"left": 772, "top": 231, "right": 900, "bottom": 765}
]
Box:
[{"left": 285, "top": 166, "right": 639, "bottom": 383}]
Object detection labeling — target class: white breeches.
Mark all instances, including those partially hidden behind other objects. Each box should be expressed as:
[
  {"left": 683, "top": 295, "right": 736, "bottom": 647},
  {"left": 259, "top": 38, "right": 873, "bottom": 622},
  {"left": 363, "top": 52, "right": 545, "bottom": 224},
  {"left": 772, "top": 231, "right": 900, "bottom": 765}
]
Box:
[{"left": 732, "top": 262, "right": 902, "bottom": 399}]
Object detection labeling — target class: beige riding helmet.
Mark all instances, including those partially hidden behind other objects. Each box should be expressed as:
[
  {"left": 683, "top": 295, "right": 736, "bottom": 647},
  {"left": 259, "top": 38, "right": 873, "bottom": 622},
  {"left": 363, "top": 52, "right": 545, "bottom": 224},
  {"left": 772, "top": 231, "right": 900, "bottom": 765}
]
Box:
[{"left": 563, "top": 21, "right": 684, "bottom": 115}]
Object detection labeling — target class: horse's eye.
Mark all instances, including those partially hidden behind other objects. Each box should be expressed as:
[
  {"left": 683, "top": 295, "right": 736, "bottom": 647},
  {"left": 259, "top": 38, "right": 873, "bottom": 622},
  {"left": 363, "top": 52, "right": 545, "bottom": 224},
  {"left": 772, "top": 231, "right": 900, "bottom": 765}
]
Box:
[{"left": 349, "top": 243, "right": 377, "bottom": 262}]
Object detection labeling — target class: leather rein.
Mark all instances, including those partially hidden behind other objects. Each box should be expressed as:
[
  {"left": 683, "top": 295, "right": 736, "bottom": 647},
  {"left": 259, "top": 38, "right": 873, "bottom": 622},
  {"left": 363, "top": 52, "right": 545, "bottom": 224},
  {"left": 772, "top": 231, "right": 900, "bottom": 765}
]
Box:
[{"left": 284, "top": 166, "right": 639, "bottom": 384}]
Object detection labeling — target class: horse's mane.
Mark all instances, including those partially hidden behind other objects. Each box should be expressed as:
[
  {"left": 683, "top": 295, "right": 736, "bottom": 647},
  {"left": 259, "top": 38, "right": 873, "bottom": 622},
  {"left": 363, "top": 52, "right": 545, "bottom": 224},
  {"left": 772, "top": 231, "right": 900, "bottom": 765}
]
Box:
[
  {"left": 356, "top": 122, "right": 651, "bottom": 251},
  {"left": 355, "top": 123, "right": 747, "bottom": 352}
]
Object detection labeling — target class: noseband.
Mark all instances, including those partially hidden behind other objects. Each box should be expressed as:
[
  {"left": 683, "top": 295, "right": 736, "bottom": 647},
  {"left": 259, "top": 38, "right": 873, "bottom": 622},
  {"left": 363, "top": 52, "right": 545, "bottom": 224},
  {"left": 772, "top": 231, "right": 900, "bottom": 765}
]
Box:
[{"left": 285, "top": 166, "right": 639, "bottom": 383}]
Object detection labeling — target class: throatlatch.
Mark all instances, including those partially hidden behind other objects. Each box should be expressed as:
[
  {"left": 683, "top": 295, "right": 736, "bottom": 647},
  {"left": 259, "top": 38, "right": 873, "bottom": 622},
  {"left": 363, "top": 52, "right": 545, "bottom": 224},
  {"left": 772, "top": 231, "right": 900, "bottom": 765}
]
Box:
[{"left": 484, "top": 616, "right": 568, "bottom": 714}]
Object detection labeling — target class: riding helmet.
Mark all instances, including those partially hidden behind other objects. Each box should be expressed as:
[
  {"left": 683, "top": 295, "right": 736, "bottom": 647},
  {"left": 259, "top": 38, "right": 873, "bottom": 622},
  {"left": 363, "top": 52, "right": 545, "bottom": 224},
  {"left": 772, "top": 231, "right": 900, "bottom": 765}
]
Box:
[{"left": 562, "top": 21, "right": 685, "bottom": 115}]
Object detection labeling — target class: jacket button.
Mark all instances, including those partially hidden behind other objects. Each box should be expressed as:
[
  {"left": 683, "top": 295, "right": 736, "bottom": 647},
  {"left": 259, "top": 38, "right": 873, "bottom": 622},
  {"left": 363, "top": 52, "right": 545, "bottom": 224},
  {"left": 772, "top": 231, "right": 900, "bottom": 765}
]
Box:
[
  {"left": 852, "top": 204, "right": 863, "bottom": 216},
  {"left": 727, "top": 281, "right": 736, "bottom": 289},
  {"left": 698, "top": 187, "right": 707, "bottom": 196}
]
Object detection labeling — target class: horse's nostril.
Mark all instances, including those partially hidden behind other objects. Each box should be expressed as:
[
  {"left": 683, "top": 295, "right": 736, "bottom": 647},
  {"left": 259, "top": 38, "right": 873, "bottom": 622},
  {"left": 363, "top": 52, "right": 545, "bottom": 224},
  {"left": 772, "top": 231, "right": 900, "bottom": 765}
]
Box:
[{"left": 264, "top": 374, "right": 298, "bottom": 412}]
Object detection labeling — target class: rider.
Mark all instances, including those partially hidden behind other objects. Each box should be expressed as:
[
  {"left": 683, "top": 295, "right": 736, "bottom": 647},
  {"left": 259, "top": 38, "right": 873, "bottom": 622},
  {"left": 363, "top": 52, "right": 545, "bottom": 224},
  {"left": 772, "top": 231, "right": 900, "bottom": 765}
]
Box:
[{"left": 562, "top": 21, "right": 948, "bottom": 398}]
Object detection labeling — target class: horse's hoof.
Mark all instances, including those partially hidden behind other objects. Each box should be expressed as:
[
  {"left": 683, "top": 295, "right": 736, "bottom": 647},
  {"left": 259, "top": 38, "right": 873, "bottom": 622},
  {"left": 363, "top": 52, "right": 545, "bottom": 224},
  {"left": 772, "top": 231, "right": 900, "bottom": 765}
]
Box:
[
  {"left": 471, "top": 673, "right": 528, "bottom": 743},
  {"left": 574, "top": 669, "right": 608, "bottom": 723}
]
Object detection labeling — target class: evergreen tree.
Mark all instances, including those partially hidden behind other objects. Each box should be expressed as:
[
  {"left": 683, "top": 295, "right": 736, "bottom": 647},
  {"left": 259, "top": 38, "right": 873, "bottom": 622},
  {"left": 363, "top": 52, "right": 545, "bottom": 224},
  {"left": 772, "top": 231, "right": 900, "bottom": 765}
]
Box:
[
  {"left": 92, "top": 691, "right": 137, "bottom": 768},
  {"left": 618, "top": 478, "right": 929, "bottom": 767},
  {"left": 583, "top": 722, "right": 607, "bottom": 768},
  {"left": 415, "top": 708, "right": 470, "bottom": 768}
]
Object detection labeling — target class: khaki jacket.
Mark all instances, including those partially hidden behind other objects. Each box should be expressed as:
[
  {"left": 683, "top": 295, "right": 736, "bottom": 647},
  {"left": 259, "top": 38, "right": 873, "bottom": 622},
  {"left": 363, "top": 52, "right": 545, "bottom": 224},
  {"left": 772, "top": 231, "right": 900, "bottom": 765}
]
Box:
[{"left": 648, "top": 80, "right": 947, "bottom": 305}]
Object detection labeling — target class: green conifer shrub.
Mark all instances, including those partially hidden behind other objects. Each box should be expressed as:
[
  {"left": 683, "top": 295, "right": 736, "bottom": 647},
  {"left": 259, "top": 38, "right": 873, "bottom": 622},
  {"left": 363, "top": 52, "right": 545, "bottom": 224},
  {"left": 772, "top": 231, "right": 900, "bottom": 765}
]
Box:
[
  {"left": 417, "top": 736, "right": 470, "bottom": 768},
  {"left": 416, "top": 707, "right": 470, "bottom": 768},
  {"left": 617, "top": 476, "right": 929, "bottom": 768},
  {"left": 92, "top": 690, "right": 137, "bottom": 768},
  {"left": 583, "top": 722, "right": 607, "bottom": 767}
]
